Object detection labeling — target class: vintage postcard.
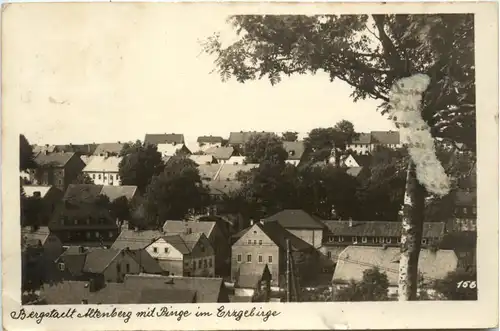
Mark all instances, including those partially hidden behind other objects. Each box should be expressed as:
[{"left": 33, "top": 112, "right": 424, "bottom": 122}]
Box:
[{"left": 1, "top": 1, "right": 499, "bottom": 330}]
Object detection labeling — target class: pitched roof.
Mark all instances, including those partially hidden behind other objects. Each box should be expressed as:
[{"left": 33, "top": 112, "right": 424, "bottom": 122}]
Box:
[
  {"left": 228, "top": 131, "right": 271, "bottom": 145},
  {"left": 207, "top": 180, "right": 242, "bottom": 196},
  {"left": 128, "top": 250, "right": 164, "bottom": 274},
  {"left": 455, "top": 190, "right": 476, "bottom": 206},
  {"left": 160, "top": 233, "right": 203, "bottom": 255},
  {"left": 124, "top": 274, "right": 226, "bottom": 302},
  {"left": 198, "top": 164, "right": 222, "bottom": 181},
  {"left": 332, "top": 246, "right": 458, "bottom": 286},
  {"left": 216, "top": 163, "right": 259, "bottom": 181},
  {"left": 235, "top": 263, "right": 272, "bottom": 288},
  {"left": 34, "top": 152, "right": 75, "bottom": 168},
  {"left": 189, "top": 155, "right": 216, "bottom": 165},
  {"left": 111, "top": 229, "right": 163, "bottom": 250},
  {"left": 23, "top": 185, "right": 53, "bottom": 198},
  {"left": 82, "top": 248, "right": 122, "bottom": 274},
  {"left": 144, "top": 134, "right": 185, "bottom": 145},
  {"left": 263, "top": 209, "right": 325, "bottom": 230},
  {"left": 63, "top": 184, "right": 104, "bottom": 204},
  {"left": 56, "top": 144, "right": 98, "bottom": 155},
  {"left": 83, "top": 156, "right": 122, "bottom": 172},
  {"left": 283, "top": 141, "right": 306, "bottom": 161},
  {"left": 197, "top": 136, "right": 224, "bottom": 144},
  {"left": 351, "top": 154, "right": 371, "bottom": 167},
  {"left": 252, "top": 221, "right": 313, "bottom": 252},
  {"left": 345, "top": 167, "right": 364, "bottom": 177},
  {"left": 163, "top": 220, "right": 216, "bottom": 238},
  {"left": 351, "top": 133, "right": 372, "bottom": 144},
  {"left": 80, "top": 155, "right": 94, "bottom": 165},
  {"left": 33, "top": 144, "right": 57, "bottom": 154},
  {"left": 139, "top": 288, "right": 197, "bottom": 303},
  {"left": 99, "top": 185, "right": 137, "bottom": 201},
  {"left": 370, "top": 131, "right": 400, "bottom": 145},
  {"left": 157, "top": 143, "right": 190, "bottom": 156},
  {"left": 322, "top": 220, "right": 446, "bottom": 238},
  {"left": 204, "top": 146, "right": 235, "bottom": 160},
  {"left": 93, "top": 143, "right": 125, "bottom": 156},
  {"left": 21, "top": 226, "right": 51, "bottom": 246}
]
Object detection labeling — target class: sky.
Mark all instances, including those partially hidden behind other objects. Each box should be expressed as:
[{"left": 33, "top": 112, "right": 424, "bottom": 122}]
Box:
[{"left": 3, "top": 3, "right": 394, "bottom": 146}]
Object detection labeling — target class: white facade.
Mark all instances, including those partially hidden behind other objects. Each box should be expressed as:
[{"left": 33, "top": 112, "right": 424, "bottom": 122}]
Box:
[
  {"left": 342, "top": 155, "right": 361, "bottom": 167},
  {"left": 83, "top": 156, "right": 122, "bottom": 186},
  {"left": 285, "top": 159, "right": 301, "bottom": 166},
  {"left": 147, "top": 238, "right": 184, "bottom": 261},
  {"left": 227, "top": 156, "right": 246, "bottom": 165},
  {"left": 200, "top": 143, "right": 222, "bottom": 151},
  {"left": 346, "top": 143, "right": 371, "bottom": 155}
]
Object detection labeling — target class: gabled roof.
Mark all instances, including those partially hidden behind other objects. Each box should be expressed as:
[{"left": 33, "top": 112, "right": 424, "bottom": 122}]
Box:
[
  {"left": 283, "top": 141, "right": 306, "bottom": 161},
  {"left": 263, "top": 209, "right": 325, "bottom": 230},
  {"left": 235, "top": 263, "right": 272, "bottom": 288},
  {"left": 204, "top": 146, "right": 235, "bottom": 160},
  {"left": 216, "top": 163, "right": 259, "bottom": 181},
  {"left": 111, "top": 229, "right": 163, "bottom": 250},
  {"left": 83, "top": 156, "right": 122, "bottom": 172},
  {"left": 144, "top": 133, "right": 185, "bottom": 145},
  {"left": 350, "top": 133, "right": 372, "bottom": 144},
  {"left": 23, "top": 185, "right": 53, "bottom": 198},
  {"left": 34, "top": 152, "right": 76, "bottom": 168},
  {"left": 93, "top": 143, "right": 125, "bottom": 156},
  {"left": 189, "top": 155, "right": 217, "bottom": 165},
  {"left": 100, "top": 185, "right": 137, "bottom": 201},
  {"left": 163, "top": 220, "right": 216, "bottom": 239},
  {"left": 157, "top": 143, "right": 191, "bottom": 156},
  {"left": 159, "top": 233, "right": 203, "bottom": 255},
  {"left": 128, "top": 250, "right": 164, "bottom": 274},
  {"left": 244, "top": 221, "right": 313, "bottom": 252},
  {"left": 82, "top": 248, "right": 122, "bottom": 274},
  {"left": 124, "top": 274, "right": 227, "bottom": 303},
  {"left": 198, "top": 164, "right": 222, "bottom": 181},
  {"left": 228, "top": 131, "right": 271, "bottom": 145},
  {"left": 63, "top": 184, "right": 104, "bottom": 204},
  {"left": 332, "top": 246, "right": 457, "bottom": 286},
  {"left": 322, "top": 220, "right": 446, "bottom": 238},
  {"left": 351, "top": 154, "right": 371, "bottom": 167},
  {"left": 56, "top": 144, "right": 98, "bottom": 155},
  {"left": 207, "top": 180, "right": 242, "bottom": 196},
  {"left": 80, "top": 155, "right": 95, "bottom": 165},
  {"left": 370, "top": 131, "right": 400, "bottom": 145},
  {"left": 197, "top": 136, "right": 224, "bottom": 144}
]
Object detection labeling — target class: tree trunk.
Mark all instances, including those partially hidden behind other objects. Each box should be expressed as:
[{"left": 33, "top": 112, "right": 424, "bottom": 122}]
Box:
[{"left": 398, "top": 159, "right": 426, "bottom": 300}]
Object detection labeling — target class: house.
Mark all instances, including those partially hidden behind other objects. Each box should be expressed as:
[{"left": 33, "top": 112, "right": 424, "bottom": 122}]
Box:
[
  {"left": 227, "top": 156, "right": 247, "bottom": 165},
  {"left": 82, "top": 156, "right": 122, "bottom": 186},
  {"left": 22, "top": 185, "right": 63, "bottom": 225},
  {"left": 41, "top": 273, "right": 230, "bottom": 304},
  {"left": 197, "top": 164, "right": 222, "bottom": 181},
  {"left": 332, "top": 246, "right": 458, "bottom": 297},
  {"left": 49, "top": 184, "right": 121, "bottom": 247},
  {"left": 100, "top": 185, "right": 138, "bottom": 202},
  {"left": 231, "top": 221, "right": 318, "bottom": 288},
  {"left": 22, "top": 226, "right": 63, "bottom": 261},
  {"left": 29, "top": 152, "right": 85, "bottom": 191},
  {"left": 448, "top": 190, "right": 477, "bottom": 232},
  {"left": 204, "top": 146, "right": 237, "bottom": 164},
  {"left": 283, "top": 141, "right": 307, "bottom": 166},
  {"left": 233, "top": 263, "right": 272, "bottom": 300},
  {"left": 32, "top": 144, "right": 57, "bottom": 155},
  {"left": 111, "top": 228, "right": 163, "bottom": 250},
  {"left": 341, "top": 154, "right": 371, "bottom": 168},
  {"left": 216, "top": 163, "right": 259, "bottom": 181},
  {"left": 345, "top": 133, "right": 372, "bottom": 155},
  {"left": 146, "top": 233, "right": 215, "bottom": 277},
  {"left": 163, "top": 219, "right": 231, "bottom": 277},
  {"left": 56, "top": 144, "right": 98, "bottom": 156},
  {"left": 228, "top": 131, "right": 272, "bottom": 150},
  {"left": 189, "top": 154, "right": 218, "bottom": 165},
  {"left": 197, "top": 136, "right": 224, "bottom": 150},
  {"left": 157, "top": 143, "right": 191, "bottom": 157},
  {"left": 80, "top": 155, "right": 94, "bottom": 165},
  {"left": 93, "top": 143, "right": 125, "bottom": 157},
  {"left": 370, "top": 131, "right": 401, "bottom": 150},
  {"left": 262, "top": 209, "right": 325, "bottom": 248},
  {"left": 144, "top": 133, "right": 185, "bottom": 146}
]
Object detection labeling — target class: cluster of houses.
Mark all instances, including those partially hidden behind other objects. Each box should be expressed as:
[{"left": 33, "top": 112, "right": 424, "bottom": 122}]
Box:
[{"left": 21, "top": 130, "right": 476, "bottom": 303}]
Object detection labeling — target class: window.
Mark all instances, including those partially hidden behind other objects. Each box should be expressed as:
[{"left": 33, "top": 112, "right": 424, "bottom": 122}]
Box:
[
  {"left": 104, "top": 175, "right": 107, "bottom": 179},
  {"left": 192, "top": 261, "right": 196, "bottom": 270},
  {"left": 421, "top": 238, "right": 427, "bottom": 245},
  {"left": 362, "top": 237, "right": 367, "bottom": 243},
  {"left": 200, "top": 246, "right": 205, "bottom": 253},
  {"left": 258, "top": 255, "right": 263, "bottom": 263},
  {"left": 248, "top": 239, "right": 252, "bottom": 245},
  {"left": 126, "top": 264, "right": 130, "bottom": 273},
  {"left": 85, "top": 232, "right": 91, "bottom": 239},
  {"left": 237, "top": 254, "right": 242, "bottom": 262},
  {"left": 58, "top": 263, "right": 65, "bottom": 271},
  {"left": 98, "top": 174, "right": 102, "bottom": 179},
  {"left": 352, "top": 236, "right": 358, "bottom": 243},
  {"left": 386, "top": 238, "right": 392, "bottom": 244},
  {"left": 204, "top": 259, "right": 207, "bottom": 268},
  {"left": 95, "top": 232, "right": 100, "bottom": 238},
  {"left": 198, "top": 260, "right": 202, "bottom": 268},
  {"left": 58, "top": 179, "right": 63, "bottom": 185},
  {"left": 463, "top": 207, "right": 468, "bottom": 214},
  {"left": 338, "top": 236, "right": 344, "bottom": 242},
  {"left": 153, "top": 247, "right": 158, "bottom": 253},
  {"left": 164, "top": 247, "right": 169, "bottom": 253},
  {"left": 253, "top": 240, "right": 257, "bottom": 245},
  {"left": 116, "top": 175, "right": 120, "bottom": 180},
  {"left": 397, "top": 237, "right": 401, "bottom": 243},
  {"left": 247, "top": 254, "right": 252, "bottom": 262},
  {"left": 92, "top": 174, "right": 96, "bottom": 179},
  {"left": 327, "top": 251, "right": 332, "bottom": 259},
  {"left": 472, "top": 207, "right": 477, "bottom": 215},
  {"left": 329, "top": 236, "right": 334, "bottom": 242},
  {"left": 268, "top": 255, "right": 273, "bottom": 263},
  {"left": 259, "top": 240, "right": 262, "bottom": 245}
]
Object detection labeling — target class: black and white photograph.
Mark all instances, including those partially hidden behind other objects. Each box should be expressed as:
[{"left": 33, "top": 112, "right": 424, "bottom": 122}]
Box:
[{"left": 2, "top": 2, "right": 498, "bottom": 330}]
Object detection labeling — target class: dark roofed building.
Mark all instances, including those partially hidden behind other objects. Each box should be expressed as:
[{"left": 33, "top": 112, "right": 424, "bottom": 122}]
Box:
[
  {"left": 100, "top": 185, "right": 138, "bottom": 201},
  {"left": 227, "top": 131, "right": 272, "bottom": 148},
  {"left": 204, "top": 146, "right": 236, "bottom": 162},
  {"left": 111, "top": 229, "right": 163, "bottom": 250},
  {"left": 283, "top": 141, "right": 307, "bottom": 166},
  {"left": 93, "top": 143, "right": 125, "bottom": 156},
  {"left": 29, "top": 152, "right": 85, "bottom": 191},
  {"left": 197, "top": 136, "right": 224, "bottom": 145},
  {"left": 262, "top": 209, "right": 325, "bottom": 248},
  {"left": 144, "top": 133, "right": 185, "bottom": 146},
  {"left": 370, "top": 131, "right": 401, "bottom": 146}
]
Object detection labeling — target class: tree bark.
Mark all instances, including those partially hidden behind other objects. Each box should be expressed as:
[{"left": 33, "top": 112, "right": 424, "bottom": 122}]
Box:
[{"left": 398, "top": 159, "right": 426, "bottom": 300}]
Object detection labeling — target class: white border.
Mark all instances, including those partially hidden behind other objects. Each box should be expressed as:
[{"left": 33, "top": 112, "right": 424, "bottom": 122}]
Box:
[{"left": 2, "top": 2, "right": 499, "bottom": 330}]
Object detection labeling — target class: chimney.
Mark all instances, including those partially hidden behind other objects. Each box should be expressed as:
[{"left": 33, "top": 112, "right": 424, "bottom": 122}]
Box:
[
  {"left": 250, "top": 220, "right": 254, "bottom": 226},
  {"left": 348, "top": 218, "right": 353, "bottom": 227}
]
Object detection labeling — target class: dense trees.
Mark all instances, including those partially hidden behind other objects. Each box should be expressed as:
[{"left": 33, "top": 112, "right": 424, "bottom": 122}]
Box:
[
  {"left": 20, "top": 134, "right": 36, "bottom": 171},
  {"left": 433, "top": 269, "right": 477, "bottom": 300},
  {"left": 244, "top": 133, "right": 288, "bottom": 164},
  {"left": 72, "top": 173, "right": 94, "bottom": 185},
  {"left": 118, "top": 141, "right": 164, "bottom": 192},
  {"left": 204, "top": 14, "right": 475, "bottom": 300},
  {"left": 334, "top": 267, "right": 390, "bottom": 301},
  {"left": 281, "top": 131, "right": 298, "bottom": 142}
]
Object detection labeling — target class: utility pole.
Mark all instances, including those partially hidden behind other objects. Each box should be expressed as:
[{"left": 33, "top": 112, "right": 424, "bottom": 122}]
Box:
[{"left": 285, "top": 239, "right": 291, "bottom": 302}]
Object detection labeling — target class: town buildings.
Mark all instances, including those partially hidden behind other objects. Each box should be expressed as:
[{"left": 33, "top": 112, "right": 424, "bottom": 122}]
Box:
[
  {"left": 283, "top": 141, "right": 307, "bottom": 166},
  {"left": 345, "top": 131, "right": 401, "bottom": 155},
  {"left": 204, "top": 146, "right": 238, "bottom": 164},
  {"left": 93, "top": 143, "right": 125, "bottom": 157},
  {"left": 82, "top": 156, "right": 123, "bottom": 186},
  {"left": 22, "top": 185, "right": 63, "bottom": 225},
  {"left": 29, "top": 152, "right": 86, "bottom": 191},
  {"left": 197, "top": 136, "right": 224, "bottom": 151},
  {"left": 144, "top": 133, "right": 185, "bottom": 146}
]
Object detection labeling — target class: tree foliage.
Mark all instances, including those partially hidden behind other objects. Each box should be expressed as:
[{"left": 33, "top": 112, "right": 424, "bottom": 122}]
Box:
[
  {"left": 334, "top": 267, "right": 390, "bottom": 301},
  {"left": 144, "top": 157, "right": 210, "bottom": 226},
  {"left": 303, "top": 121, "right": 357, "bottom": 163},
  {"left": 244, "top": 133, "right": 288, "bottom": 164},
  {"left": 118, "top": 142, "right": 164, "bottom": 192},
  {"left": 433, "top": 269, "right": 477, "bottom": 300},
  {"left": 72, "top": 173, "right": 94, "bottom": 185},
  {"left": 281, "top": 131, "right": 299, "bottom": 142},
  {"left": 203, "top": 14, "right": 475, "bottom": 149},
  {"left": 20, "top": 134, "right": 36, "bottom": 171},
  {"left": 110, "top": 196, "right": 130, "bottom": 222}
]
